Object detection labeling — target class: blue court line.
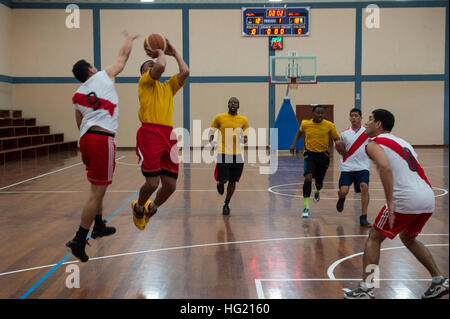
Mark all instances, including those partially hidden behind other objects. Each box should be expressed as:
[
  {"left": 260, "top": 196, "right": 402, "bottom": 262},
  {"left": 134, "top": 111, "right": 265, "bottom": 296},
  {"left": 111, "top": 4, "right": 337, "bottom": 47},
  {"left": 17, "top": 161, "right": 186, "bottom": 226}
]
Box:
[{"left": 19, "top": 190, "right": 138, "bottom": 299}]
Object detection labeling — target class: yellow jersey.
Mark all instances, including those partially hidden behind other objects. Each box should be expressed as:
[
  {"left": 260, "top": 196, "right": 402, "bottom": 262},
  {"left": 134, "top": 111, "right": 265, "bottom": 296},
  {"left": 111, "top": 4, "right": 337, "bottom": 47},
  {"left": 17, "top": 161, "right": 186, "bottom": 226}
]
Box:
[
  {"left": 138, "top": 72, "right": 184, "bottom": 127},
  {"left": 300, "top": 119, "right": 340, "bottom": 152},
  {"left": 211, "top": 113, "right": 249, "bottom": 155}
]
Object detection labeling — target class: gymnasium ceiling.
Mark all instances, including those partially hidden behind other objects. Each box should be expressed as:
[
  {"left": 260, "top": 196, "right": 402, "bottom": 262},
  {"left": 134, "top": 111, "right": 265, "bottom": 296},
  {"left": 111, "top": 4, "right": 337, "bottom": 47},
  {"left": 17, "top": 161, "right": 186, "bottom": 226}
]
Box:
[{"left": 10, "top": 0, "right": 442, "bottom": 3}]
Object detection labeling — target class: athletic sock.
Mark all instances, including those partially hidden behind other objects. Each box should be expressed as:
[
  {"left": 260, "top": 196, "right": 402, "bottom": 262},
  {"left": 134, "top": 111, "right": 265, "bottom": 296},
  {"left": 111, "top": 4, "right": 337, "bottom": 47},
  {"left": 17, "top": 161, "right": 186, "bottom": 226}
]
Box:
[
  {"left": 94, "top": 214, "right": 103, "bottom": 226},
  {"left": 304, "top": 197, "right": 310, "bottom": 209},
  {"left": 360, "top": 281, "right": 370, "bottom": 291},
  {"left": 432, "top": 275, "right": 445, "bottom": 284},
  {"left": 224, "top": 199, "right": 230, "bottom": 205}
]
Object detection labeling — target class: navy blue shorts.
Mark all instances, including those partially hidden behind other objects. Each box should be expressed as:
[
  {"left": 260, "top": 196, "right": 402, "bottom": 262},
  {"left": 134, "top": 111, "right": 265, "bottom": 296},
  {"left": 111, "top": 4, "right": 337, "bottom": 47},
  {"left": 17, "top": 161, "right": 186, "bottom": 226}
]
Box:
[{"left": 338, "top": 170, "right": 370, "bottom": 193}]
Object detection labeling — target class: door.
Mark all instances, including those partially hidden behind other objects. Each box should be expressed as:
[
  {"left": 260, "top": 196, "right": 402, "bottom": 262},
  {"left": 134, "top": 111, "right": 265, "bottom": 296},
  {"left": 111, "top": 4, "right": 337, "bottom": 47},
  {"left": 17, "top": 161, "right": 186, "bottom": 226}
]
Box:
[{"left": 295, "top": 104, "right": 334, "bottom": 150}]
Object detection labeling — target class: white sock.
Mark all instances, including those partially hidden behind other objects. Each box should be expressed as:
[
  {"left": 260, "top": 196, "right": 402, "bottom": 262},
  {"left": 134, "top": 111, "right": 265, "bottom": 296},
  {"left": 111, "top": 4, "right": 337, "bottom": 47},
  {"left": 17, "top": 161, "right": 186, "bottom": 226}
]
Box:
[
  {"left": 432, "top": 275, "right": 444, "bottom": 284},
  {"left": 360, "top": 281, "right": 371, "bottom": 291}
]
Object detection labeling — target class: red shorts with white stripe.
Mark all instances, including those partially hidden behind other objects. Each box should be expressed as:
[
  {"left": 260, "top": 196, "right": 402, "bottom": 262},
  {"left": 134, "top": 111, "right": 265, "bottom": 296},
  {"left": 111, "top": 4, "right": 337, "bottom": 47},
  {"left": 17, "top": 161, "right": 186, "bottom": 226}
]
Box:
[
  {"left": 373, "top": 205, "right": 432, "bottom": 239},
  {"left": 136, "top": 123, "right": 179, "bottom": 179},
  {"left": 80, "top": 130, "right": 116, "bottom": 185}
]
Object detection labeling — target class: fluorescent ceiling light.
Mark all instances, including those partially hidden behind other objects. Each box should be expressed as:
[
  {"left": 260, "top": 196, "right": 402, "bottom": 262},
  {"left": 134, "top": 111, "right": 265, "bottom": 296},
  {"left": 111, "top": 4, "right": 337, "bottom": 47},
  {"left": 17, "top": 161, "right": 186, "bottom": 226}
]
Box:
[
  {"left": 141, "top": 0, "right": 155, "bottom": 2},
  {"left": 269, "top": 0, "right": 283, "bottom": 2}
]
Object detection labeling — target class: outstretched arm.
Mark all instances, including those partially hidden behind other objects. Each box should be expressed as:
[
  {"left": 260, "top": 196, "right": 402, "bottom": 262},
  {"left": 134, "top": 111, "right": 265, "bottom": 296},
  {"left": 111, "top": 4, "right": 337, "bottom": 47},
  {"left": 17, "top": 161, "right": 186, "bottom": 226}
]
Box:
[
  {"left": 146, "top": 49, "right": 167, "bottom": 81},
  {"left": 105, "top": 31, "right": 141, "bottom": 80},
  {"left": 165, "top": 39, "right": 189, "bottom": 86},
  {"left": 366, "top": 140, "right": 395, "bottom": 227}
]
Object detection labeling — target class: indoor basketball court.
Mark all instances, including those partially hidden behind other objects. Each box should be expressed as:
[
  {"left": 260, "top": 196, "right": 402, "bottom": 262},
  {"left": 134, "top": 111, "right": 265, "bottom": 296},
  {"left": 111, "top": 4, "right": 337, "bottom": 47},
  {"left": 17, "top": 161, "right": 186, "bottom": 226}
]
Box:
[{"left": 0, "top": 0, "right": 448, "bottom": 302}]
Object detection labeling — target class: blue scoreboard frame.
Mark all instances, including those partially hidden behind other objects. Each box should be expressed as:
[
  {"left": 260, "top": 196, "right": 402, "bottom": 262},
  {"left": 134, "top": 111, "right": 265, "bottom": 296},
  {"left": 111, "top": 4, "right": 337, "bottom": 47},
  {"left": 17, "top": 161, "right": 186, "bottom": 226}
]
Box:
[{"left": 242, "top": 7, "right": 310, "bottom": 37}]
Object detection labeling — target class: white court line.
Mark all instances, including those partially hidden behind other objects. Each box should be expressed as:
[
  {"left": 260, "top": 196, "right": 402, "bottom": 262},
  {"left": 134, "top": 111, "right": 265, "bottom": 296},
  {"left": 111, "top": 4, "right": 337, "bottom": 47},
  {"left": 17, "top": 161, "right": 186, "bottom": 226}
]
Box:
[
  {"left": 0, "top": 189, "right": 269, "bottom": 194},
  {"left": 254, "top": 278, "right": 437, "bottom": 299},
  {"left": 327, "top": 243, "right": 449, "bottom": 280},
  {"left": 2, "top": 186, "right": 448, "bottom": 198},
  {"left": 0, "top": 155, "right": 127, "bottom": 191},
  {"left": 1, "top": 233, "right": 447, "bottom": 278},
  {"left": 255, "top": 242, "right": 449, "bottom": 299},
  {"left": 268, "top": 183, "right": 448, "bottom": 200}
]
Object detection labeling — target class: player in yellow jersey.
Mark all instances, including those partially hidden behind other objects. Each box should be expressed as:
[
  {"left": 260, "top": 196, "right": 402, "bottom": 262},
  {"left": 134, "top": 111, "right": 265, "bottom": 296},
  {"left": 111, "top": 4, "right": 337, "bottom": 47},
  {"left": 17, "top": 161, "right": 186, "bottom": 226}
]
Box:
[
  {"left": 131, "top": 38, "right": 189, "bottom": 230},
  {"left": 290, "top": 105, "right": 346, "bottom": 218},
  {"left": 209, "top": 97, "right": 249, "bottom": 215}
]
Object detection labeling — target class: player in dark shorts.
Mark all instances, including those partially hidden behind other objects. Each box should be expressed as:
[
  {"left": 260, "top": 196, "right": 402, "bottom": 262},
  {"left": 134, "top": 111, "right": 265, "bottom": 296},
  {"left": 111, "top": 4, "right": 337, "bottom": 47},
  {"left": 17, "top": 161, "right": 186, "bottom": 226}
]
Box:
[
  {"left": 209, "top": 97, "right": 249, "bottom": 215},
  {"left": 290, "top": 105, "right": 346, "bottom": 218}
]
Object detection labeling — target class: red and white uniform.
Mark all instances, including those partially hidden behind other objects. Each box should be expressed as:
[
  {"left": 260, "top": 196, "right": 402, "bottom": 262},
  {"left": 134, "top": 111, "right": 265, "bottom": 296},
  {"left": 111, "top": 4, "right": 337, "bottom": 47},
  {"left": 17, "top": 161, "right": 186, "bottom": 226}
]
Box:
[
  {"left": 72, "top": 70, "right": 118, "bottom": 185},
  {"left": 370, "top": 133, "right": 434, "bottom": 239},
  {"left": 339, "top": 126, "right": 370, "bottom": 172},
  {"left": 72, "top": 70, "right": 119, "bottom": 137}
]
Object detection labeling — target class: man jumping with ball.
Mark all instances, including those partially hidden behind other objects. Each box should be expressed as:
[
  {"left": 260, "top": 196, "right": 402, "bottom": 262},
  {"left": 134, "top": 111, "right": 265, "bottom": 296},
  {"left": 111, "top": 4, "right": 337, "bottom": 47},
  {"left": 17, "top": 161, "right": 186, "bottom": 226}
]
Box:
[{"left": 131, "top": 37, "right": 189, "bottom": 230}]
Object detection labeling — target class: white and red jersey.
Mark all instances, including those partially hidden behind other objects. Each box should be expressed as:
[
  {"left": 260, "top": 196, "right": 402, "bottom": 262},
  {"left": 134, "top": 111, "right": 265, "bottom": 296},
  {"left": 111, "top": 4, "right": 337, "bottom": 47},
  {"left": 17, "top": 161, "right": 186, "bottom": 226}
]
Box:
[
  {"left": 370, "top": 133, "right": 434, "bottom": 214},
  {"left": 339, "top": 126, "right": 371, "bottom": 172},
  {"left": 72, "top": 70, "right": 119, "bottom": 137}
]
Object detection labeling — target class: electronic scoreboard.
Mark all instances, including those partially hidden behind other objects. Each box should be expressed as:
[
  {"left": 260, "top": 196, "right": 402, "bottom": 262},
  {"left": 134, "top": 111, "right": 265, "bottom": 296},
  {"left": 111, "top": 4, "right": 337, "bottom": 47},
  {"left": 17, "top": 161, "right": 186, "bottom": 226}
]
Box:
[{"left": 242, "top": 7, "right": 310, "bottom": 36}]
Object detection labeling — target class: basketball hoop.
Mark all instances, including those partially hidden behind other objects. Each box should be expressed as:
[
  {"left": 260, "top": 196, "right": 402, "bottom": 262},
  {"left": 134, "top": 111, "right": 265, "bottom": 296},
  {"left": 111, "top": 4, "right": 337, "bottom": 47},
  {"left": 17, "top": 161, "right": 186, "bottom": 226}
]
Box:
[{"left": 289, "top": 77, "right": 299, "bottom": 90}]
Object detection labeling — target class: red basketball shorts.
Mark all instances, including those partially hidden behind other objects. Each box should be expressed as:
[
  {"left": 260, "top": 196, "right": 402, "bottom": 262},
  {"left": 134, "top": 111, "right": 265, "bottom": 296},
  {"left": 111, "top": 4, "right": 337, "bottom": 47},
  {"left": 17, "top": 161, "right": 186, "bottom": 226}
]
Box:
[
  {"left": 373, "top": 205, "right": 432, "bottom": 239},
  {"left": 80, "top": 130, "right": 116, "bottom": 185},
  {"left": 136, "top": 123, "right": 179, "bottom": 179}
]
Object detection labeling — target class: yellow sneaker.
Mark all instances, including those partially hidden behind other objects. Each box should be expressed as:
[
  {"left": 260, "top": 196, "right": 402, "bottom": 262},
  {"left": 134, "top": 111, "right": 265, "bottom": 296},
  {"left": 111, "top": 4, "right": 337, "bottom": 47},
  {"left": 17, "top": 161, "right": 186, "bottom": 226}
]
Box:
[
  {"left": 143, "top": 200, "right": 152, "bottom": 225},
  {"left": 131, "top": 200, "right": 146, "bottom": 230}
]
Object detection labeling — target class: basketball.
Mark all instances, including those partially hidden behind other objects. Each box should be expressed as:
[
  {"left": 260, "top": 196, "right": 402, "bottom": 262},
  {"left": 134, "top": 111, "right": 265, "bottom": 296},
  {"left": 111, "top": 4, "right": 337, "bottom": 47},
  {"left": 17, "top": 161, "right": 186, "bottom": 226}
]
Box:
[{"left": 144, "top": 33, "right": 167, "bottom": 53}]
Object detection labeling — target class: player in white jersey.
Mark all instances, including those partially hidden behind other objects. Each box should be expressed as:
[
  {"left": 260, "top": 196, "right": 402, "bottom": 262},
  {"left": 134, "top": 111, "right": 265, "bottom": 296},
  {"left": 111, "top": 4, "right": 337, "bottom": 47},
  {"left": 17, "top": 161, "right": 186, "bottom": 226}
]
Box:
[
  {"left": 66, "top": 31, "right": 141, "bottom": 262},
  {"left": 336, "top": 108, "right": 371, "bottom": 227},
  {"left": 345, "top": 109, "right": 448, "bottom": 299}
]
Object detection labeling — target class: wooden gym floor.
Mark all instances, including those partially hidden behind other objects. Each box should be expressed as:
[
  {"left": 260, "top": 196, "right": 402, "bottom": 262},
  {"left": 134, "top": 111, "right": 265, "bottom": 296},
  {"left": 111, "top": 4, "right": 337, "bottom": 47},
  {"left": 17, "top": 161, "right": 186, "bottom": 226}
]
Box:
[{"left": 0, "top": 147, "right": 448, "bottom": 299}]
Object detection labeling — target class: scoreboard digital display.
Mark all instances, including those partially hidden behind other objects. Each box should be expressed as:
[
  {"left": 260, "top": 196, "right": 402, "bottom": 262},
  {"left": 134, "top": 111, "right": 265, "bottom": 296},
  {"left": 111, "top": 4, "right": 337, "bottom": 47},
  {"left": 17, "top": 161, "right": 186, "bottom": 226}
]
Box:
[{"left": 242, "top": 7, "right": 310, "bottom": 36}]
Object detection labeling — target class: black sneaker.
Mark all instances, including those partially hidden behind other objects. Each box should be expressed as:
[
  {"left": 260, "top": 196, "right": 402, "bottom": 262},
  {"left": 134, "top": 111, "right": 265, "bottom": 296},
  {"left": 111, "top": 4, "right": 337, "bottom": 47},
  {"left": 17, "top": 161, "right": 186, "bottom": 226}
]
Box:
[
  {"left": 336, "top": 198, "right": 345, "bottom": 212},
  {"left": 91, "top": 219, "right": 116, "bottom": 239},
  {"left": 422, "top": 278, "right": 449, "bottom": 299},
  {"left": 360, "top": 215, "right": 371, "bottom": 227},
  {"left": 344, "top": 286, "right": 374, "bottom": 299},
  {"left": 217, "top": 183, "right": 224, "bottom": 195},
  {"left": 222, "top": 204, "right": 230, "bottom": 215},
  {"left": 313, "top": 190, "right": 320, "bottom": 203},
  {"left": 66, "top": 238, "right": 90, "bottom": 262}
]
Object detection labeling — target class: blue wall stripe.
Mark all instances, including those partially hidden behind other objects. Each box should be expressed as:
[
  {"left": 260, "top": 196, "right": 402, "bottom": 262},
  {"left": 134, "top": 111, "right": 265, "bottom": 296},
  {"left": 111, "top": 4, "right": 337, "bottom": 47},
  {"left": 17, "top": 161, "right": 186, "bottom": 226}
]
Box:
[
  {"left": 10, "top": 1, "right": 449, "bottom": 10},
  {"left": 361, "top": 74, "right": 446, "bottom": 81},
  {"left": 0, "top": 74, "right": 13, "bottom": 83},
  {"left": 13, "top": 77, "right": 79, "bottom": 84},
  {"left": 355, "top": 6, "right": 362, "bottom": 110},
  {"left": 0, "top": 0, "right": 11, "bottom": 8},
  {"left": 182, "top": 8, "right": 190, "bottom": 145},
  {"left": 190, "top": 76, "right": 268, "bottom": 83},
  {"left": 3, "top": 74, "right": 446, "bottom": 85},
  {"left": 93, "top": 9, "right": 101, "bottom": 71},
  {"left": 445, "top": 4, "right": 449, "bottom": 145},
  {"left": 115, "top": 76, "right": 170, "bottom": 83}
]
